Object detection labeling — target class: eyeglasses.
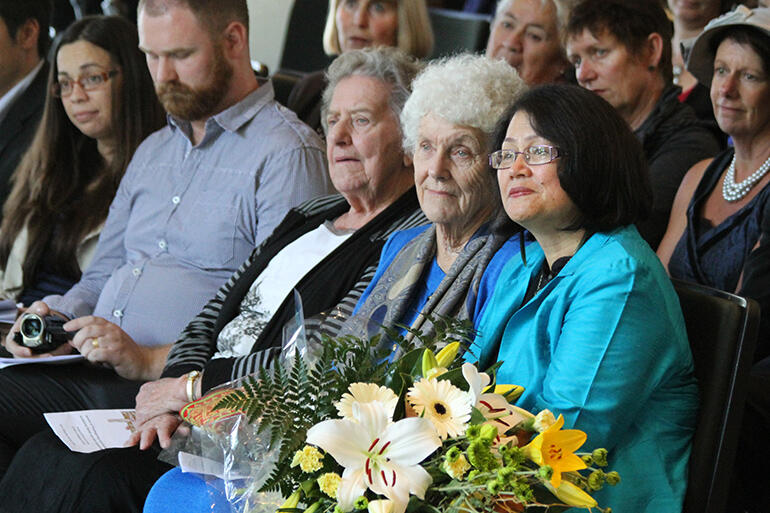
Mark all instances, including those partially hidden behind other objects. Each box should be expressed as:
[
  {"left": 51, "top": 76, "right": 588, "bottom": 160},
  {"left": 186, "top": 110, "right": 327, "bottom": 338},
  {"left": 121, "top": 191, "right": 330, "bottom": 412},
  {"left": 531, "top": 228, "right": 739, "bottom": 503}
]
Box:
[
  {"left": 489, "top": 145, "right": 561, "bottom": 168},
  {"left": 52, "top": 70, "right": 120, "bottom": 98}
]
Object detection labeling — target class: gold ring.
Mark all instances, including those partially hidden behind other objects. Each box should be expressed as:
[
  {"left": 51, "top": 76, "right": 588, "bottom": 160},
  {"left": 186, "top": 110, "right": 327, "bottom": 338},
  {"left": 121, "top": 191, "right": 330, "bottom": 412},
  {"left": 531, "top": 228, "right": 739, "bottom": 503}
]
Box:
[{"left": 91, "top": 338, "right": 100, "bottom": 348}]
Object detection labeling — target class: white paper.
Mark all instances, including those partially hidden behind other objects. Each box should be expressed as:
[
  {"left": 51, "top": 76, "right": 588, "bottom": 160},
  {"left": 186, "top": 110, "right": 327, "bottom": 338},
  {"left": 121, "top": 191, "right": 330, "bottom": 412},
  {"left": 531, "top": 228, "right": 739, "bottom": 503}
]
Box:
[
  {"left": 0, "top": 354, "right": 84, "bottom": 369},
  {"left": 44, "top": 409, "right": 137, "bottom": 453},
  {"left": 178, "top": 452, "right": 249, "bottom": 480}
]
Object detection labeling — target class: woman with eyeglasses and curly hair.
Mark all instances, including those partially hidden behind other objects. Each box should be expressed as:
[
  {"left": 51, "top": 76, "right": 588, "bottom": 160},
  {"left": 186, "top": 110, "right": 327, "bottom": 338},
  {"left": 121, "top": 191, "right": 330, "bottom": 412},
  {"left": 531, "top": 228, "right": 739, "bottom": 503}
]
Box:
[{"left": 0, "top": 15, "right": 164, "bottom": 306}]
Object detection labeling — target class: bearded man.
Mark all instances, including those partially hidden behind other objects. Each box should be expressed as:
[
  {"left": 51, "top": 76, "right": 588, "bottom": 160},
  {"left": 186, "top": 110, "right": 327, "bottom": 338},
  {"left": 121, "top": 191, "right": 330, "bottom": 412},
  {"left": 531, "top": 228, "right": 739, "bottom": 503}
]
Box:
[{"left": 0, "top": 0, "right": 333, "bottom": 496}]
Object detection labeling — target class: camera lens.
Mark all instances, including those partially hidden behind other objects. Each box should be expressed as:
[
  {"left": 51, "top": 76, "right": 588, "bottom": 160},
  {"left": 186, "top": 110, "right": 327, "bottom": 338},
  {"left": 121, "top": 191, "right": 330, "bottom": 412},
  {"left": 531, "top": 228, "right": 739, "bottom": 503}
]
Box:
[{"left": 21, "top": 316, "right": 43, "bottom": 338}]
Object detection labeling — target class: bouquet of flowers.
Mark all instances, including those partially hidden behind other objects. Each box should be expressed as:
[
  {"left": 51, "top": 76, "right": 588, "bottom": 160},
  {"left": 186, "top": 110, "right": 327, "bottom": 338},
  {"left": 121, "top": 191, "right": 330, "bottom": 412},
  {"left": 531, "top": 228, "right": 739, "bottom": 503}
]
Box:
[{"left": 199, "top": 318, "right": 618, "bottom": 513}]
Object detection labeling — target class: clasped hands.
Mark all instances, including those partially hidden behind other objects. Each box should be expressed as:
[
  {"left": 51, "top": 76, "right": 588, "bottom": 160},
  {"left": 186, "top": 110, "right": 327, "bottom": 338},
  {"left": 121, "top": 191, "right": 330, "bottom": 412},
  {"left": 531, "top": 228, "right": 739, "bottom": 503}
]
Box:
[{"left": 126, "top": 375, "right": 196, "bottom": 450}]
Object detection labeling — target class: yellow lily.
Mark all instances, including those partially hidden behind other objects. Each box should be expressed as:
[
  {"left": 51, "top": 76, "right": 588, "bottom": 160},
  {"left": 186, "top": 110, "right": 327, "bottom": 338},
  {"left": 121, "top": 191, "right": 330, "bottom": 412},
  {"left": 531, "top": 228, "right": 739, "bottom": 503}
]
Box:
[
  {"left": 435, "top": 342, "right": 460, "bottom": 367},
  {"left": 493, "top": 384, "right": 524, "bottom": 402},
  {"left": 546, "top": 480, "right": 598, "bottom": 509},
  {"left": 279, "top": 490, "right": 301, "bottom": 510},
  {"left": 522, "top": 415, "right": 587, "bottom": 487},
  {"left": 422, "top": 348, "right": 439, "bottom": 378}
]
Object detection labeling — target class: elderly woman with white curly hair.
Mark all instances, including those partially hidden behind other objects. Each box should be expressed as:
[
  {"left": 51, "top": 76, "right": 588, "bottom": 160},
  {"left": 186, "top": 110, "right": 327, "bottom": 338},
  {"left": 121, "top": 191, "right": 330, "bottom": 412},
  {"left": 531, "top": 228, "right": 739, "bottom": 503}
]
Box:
[{"left": 339, "top": 53, "right": 527, "bottom": 348}]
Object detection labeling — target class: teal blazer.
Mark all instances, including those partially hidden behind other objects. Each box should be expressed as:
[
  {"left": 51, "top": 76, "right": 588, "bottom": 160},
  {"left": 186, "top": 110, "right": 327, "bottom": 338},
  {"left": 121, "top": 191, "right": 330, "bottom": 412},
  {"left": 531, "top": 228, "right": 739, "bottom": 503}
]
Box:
[{"left": 474, "top": 226, "right": 698, "bottom": 512}]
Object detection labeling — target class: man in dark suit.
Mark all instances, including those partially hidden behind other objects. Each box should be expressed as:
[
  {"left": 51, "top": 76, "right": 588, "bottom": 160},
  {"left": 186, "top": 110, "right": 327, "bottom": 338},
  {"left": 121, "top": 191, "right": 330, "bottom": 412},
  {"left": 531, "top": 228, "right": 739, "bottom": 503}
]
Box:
[{"left": 0, "top": 1, "right": 52, "bottom": 215}]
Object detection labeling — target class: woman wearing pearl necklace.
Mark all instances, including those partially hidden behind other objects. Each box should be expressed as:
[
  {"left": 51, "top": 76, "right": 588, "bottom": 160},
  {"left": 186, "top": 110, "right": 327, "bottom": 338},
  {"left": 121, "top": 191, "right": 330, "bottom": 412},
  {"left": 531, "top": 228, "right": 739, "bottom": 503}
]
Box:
[
  {"left": 658, "top": 10, "right": 770, "bottom": 510},
  {"left": 659, "top": 6, "right": 770, "bottom": 360}
]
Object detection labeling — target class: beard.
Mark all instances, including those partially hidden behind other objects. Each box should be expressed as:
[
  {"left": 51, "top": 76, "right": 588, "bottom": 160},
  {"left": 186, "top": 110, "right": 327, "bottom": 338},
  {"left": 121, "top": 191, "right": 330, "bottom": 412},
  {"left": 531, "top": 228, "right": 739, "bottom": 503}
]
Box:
[{"left": 156, "top": 44, "right": 234, "bottom": 121}]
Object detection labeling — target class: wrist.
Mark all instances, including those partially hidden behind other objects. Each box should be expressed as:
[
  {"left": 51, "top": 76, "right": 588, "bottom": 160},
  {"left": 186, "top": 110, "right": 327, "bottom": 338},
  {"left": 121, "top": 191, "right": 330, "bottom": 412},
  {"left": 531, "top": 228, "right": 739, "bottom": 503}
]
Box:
[{"left": 144, "top": 344, "right": 172, "bottom": 381}]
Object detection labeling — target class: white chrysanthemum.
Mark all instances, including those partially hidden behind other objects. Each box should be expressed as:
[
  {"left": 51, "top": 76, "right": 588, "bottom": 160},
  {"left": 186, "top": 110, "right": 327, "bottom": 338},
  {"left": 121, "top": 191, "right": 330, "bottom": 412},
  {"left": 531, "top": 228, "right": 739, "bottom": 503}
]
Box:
[
  {"left": 407, "top": 378, "right": 472, "bottom": 440},
  {"left": 336, "top": 383, "right": 399, "bottom": 420}
]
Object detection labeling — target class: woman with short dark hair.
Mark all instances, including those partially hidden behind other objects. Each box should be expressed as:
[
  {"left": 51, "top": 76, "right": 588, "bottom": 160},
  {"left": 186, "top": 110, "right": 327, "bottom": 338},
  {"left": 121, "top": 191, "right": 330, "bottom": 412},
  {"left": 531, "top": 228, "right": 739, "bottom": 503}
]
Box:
[
  {"left": 475, "top": 84, "right": 698, "bottom": 513},
  {"left": 659, "top": 6, "right": 770, "bottom": 359},
  {"left": 658, "top": 11, "right": 770, "bottom": 508},
  {"left": 566, "top": 0, "right": 721, "bottom": 248},
  {"left": 492, "top": 84, "right": 653, "bottom": 233}
]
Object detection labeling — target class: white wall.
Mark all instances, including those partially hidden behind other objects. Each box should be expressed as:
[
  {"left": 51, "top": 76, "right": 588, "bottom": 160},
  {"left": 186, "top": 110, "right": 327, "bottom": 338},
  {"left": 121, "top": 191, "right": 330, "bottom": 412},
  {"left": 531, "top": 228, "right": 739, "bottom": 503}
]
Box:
[{"left": 246, "top": 0, "right": 294, "bottom": 73}]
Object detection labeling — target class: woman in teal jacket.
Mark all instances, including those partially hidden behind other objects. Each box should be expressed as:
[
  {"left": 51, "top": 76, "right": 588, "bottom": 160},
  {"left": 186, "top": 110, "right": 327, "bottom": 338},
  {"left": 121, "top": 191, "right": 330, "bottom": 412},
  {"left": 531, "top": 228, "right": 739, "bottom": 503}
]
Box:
[{"left": 476, "top": 84, "right": 698, "bottom": 512}]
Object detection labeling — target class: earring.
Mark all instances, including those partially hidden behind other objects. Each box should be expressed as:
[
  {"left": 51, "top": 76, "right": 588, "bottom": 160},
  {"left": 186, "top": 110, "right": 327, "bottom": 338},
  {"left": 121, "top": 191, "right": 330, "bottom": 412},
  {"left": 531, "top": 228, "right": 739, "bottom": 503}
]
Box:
[{"left": 648, "top": 65, "right": 655, "bottom": 71}]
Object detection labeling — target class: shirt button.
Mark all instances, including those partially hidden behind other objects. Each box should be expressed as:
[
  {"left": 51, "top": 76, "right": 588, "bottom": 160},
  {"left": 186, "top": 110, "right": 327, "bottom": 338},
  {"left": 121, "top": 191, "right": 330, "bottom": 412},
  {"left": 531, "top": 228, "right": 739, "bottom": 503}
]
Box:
[
  {"left": 158, "top": 240, "right": 167, "bottom": 250},
  {"left": 113, "top": 309, "right": 123, "bottom": 318},
  {"left": 172, "top": 196, "right": 180, "bottom": 205},
  {"left": 132, "top": 268, "right": 141, "bottom": 276}
]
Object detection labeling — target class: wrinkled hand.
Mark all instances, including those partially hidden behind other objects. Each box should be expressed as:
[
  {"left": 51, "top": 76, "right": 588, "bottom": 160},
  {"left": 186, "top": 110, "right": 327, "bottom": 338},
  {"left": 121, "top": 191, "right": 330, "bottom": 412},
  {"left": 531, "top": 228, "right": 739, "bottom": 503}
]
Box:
[
  {"left": 134, "top": 377, "right": 189, "bottom": 426},
  {"left": 126, "top": 412, "right": 189, "bottom": 450},
  {"left": 66, "top": 316, "right": 151, "bottom": 380},
  {"left": 2, "top": 301, "right": 73, "bottom": 358}
]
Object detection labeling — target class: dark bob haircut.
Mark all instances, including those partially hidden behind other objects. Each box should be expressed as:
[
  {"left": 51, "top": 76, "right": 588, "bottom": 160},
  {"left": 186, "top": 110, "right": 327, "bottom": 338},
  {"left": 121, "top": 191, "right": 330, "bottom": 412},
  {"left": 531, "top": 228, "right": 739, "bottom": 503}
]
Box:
[
  {"left": 492, "top": 84, "right": 652, "bottom": 234},
  {"left": 566, "top": 0, "right": 673, "bottom": 84}
]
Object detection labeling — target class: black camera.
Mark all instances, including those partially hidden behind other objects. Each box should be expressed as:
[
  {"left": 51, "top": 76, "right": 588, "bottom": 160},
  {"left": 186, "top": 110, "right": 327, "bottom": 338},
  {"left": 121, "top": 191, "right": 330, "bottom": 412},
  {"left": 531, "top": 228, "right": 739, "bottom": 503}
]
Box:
[{"left": 13, "top": 313, "right": 75, "bottom": 353}]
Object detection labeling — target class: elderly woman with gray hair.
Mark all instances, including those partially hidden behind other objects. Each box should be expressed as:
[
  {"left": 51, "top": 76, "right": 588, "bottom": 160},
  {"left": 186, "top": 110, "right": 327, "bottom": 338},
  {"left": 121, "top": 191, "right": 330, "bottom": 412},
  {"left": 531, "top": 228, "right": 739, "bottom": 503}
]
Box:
[
  {"left": 0, "top": 47, "right": 430, "bottom": 513},
  {"left": 485, "top": 0, "right": 576, "bottom": 85},
  {"left": 339, "top": 53, "right": 527, "bottom": 348}
]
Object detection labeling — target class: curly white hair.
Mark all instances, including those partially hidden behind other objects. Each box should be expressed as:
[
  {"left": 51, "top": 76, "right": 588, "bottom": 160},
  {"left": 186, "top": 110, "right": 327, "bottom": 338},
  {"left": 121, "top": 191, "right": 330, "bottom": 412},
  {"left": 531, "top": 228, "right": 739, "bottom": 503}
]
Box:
[{"left": 400, "top": 53, "right": 527, "bottom": 154}]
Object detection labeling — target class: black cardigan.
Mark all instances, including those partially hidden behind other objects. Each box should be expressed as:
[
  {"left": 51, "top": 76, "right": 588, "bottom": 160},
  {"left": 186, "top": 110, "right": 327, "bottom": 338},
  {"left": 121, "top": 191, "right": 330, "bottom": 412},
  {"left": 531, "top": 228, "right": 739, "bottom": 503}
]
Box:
[{"left": 162, "top": 189, "right": 427, "bottom": 391}]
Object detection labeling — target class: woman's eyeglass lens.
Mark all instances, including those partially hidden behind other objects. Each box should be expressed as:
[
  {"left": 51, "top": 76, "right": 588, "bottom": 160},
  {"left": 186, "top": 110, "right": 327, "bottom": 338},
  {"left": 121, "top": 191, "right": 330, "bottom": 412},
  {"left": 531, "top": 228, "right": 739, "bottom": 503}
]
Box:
[
  {"left": 489, "top": 145, "right": 561, "bottom": 169},
  {"left": 52, "top": 70, "right": 120, "bottom": 98}
]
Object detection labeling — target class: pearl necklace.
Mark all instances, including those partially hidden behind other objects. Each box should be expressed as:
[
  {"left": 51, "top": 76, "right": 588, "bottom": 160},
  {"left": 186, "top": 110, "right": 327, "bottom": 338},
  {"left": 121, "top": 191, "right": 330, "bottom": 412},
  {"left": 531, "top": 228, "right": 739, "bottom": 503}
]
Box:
[{"left": 722, "top": 154, "right": 770, "bottom": 202}]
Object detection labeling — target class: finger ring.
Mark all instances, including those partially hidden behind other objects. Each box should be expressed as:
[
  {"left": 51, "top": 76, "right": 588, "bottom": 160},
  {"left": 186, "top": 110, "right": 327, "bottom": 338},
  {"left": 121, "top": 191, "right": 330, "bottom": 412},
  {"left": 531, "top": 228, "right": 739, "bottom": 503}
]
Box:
[{"left": 91, "top": 338, "right": 100, "bottom": 348}]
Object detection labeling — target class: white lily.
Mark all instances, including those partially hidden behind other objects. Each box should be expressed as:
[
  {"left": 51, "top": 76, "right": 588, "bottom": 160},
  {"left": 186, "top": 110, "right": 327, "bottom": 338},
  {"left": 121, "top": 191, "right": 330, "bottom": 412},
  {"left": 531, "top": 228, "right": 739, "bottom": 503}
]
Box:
[
  {"left": 306, "top": 402, "right": 441, "bottom": 513},
  {"left": 462, "top": 362, "right": 492, "bottom": 406},
  {"left": 462, "top": 363, "right": 533, "bottom": 444}
]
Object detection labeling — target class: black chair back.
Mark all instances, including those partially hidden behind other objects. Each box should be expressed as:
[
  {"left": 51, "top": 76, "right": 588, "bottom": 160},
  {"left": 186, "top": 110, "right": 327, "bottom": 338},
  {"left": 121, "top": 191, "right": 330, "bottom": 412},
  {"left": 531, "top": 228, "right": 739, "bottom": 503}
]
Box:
[
  {"left": 428, "top": 8, "right": 491, "bottom": 59},
  {"left": 271, "top": 70, "right": 304, "bottom": 108},
  {"left": 280, "top": 0, "right": 333, "bottom": 73},
  {"left": 673, "top": 279, "right": 759, "bottom": 513}
]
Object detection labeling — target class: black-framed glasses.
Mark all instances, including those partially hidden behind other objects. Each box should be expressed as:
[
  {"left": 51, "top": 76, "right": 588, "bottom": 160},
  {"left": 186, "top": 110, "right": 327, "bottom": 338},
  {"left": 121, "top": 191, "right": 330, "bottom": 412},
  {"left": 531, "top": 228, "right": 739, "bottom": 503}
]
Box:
[
  {"left": 52, "top": 70, "right": 120, "bottom": 98},
  {"left": 489, "top": 145, "right": 561, "bottom": 168}
]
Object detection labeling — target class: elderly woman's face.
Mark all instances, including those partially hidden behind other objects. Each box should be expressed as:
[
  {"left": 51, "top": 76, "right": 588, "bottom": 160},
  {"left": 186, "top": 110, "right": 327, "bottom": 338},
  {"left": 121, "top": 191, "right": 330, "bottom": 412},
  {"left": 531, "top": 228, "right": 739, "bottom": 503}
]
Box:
[
  {"left": 567, "top": 29, "right": 658, "bottom": 124},
  {"left": 497, "top": 111, "right": 577, "bottom": 232},
  {"left": 336, "top": 0, "right": 399, "bottom": 53},
  {"left": 325, "top": 75, "right": 408, "bottom": 197},
  {"left": 485, "top": 0, "right": 565, "bottom": 85},
  {"left": 710, "top": 38, "right": 770, "bottom": 139},
  {"left": 412, "top": 114, "right": 498, "bottom": 230}
]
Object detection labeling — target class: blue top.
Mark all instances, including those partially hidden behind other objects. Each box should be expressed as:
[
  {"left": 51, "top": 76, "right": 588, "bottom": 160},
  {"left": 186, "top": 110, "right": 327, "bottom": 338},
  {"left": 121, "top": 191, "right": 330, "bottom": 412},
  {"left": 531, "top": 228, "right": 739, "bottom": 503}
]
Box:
[
  {"left": 43, "top": 83, "right": 333, "bottom": 346},
  {"left": 474, "top": 225, "right": 698, "bottom": 512},
  {"left": 354, "top": 224, "right": 519, "bottom": 331}
]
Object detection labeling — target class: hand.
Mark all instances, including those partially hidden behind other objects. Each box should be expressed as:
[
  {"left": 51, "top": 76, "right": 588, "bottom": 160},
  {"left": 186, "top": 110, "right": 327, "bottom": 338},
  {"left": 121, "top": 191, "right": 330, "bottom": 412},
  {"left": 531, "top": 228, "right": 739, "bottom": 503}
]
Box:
[
  {"left": 126, "top": 412, "right": 190, "bottom": 450},
  {"left": 2, "top": 301, "right": 72, "bottom": 358},
  {"left": 134, "top": 377, "right": 189, "bottom": 426},
  {"left": 67, "top": 316, "right": 153, "bottom": 380}
]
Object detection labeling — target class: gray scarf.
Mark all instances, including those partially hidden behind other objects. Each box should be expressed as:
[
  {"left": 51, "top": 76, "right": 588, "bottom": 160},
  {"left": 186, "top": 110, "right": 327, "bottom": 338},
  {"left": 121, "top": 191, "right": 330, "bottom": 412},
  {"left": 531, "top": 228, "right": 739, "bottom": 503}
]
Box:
[{"left": 340, "top": 218, "right": 517, "bottom": 350}]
